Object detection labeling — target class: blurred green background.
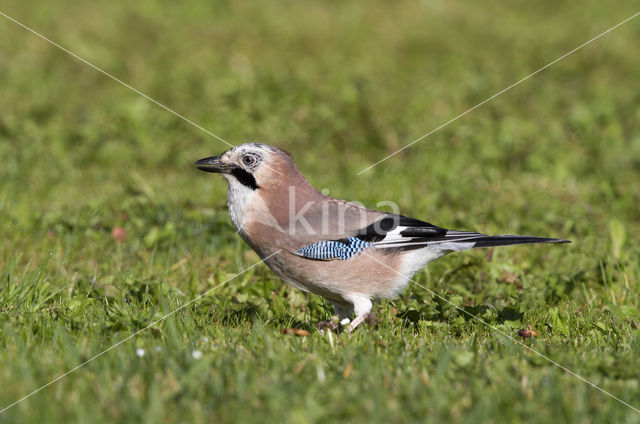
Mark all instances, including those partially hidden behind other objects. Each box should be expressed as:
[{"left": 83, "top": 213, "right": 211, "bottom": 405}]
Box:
[{"left": 1, "top": 0, "right": 640, "bottom": 422}]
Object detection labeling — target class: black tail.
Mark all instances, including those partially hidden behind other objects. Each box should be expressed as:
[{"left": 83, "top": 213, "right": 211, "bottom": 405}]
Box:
[{"left": 471, "top": 235, "right": 571, "bottom": 248}]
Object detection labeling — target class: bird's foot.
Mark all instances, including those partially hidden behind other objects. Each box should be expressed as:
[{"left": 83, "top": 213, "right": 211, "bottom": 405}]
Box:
[
  {"left": 316, "top": 315, "right": 341, "bottom": 332},
  {"left": 317, "top": 311, "right": 377, "bottom": 333},
  {"left": 317, "top": 315, "right": 357, "bottom": 333}
]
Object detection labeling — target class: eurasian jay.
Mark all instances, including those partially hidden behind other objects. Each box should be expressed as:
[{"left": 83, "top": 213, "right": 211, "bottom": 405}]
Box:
[{"left": 195, "top": 143, "right": 569, "bottom": 331}]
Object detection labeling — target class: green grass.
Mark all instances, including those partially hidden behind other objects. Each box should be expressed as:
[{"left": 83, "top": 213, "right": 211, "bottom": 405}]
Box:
[{"left": 2, "top": 0, "right": 640, "bottom": 422}]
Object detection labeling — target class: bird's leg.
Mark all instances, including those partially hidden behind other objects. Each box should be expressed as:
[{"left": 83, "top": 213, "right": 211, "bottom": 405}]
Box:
[{"left": 343, "top": 295, "right": 372, "bottom": 332}]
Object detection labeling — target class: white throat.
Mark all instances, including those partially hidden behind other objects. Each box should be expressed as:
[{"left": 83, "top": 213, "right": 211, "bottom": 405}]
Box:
[{"left": 224, "top": 175, "right": 258, "bottom": 232}]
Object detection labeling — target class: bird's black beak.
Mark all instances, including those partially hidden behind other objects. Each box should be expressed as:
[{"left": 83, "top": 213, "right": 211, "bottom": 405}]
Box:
[{"left": 194, "top": 156, "right": 232, "bottom": 173}]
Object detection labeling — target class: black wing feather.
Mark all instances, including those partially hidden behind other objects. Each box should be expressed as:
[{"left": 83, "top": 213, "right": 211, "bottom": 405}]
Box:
[
  {"left": 357, "top": 215, "right": 570, "bottom": 253},
  {"left": 356, "top": 215, "right": 447, "bottom": 242}
]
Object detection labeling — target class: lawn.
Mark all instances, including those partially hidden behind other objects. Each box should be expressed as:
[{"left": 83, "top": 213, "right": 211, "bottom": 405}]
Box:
[{"left": 1, "top": 0, "right": 640, "bottom": 422}]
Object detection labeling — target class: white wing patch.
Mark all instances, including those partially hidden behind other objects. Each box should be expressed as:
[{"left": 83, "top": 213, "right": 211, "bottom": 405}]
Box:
[
  {"left": 373, "top": 227, "right": 484, "bottom": 250},
  {"left": 371, "top": 226, "right": 408, "bottom": 247}
]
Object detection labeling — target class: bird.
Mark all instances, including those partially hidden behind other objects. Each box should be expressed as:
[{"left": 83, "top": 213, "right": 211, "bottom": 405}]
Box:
[{"left": 195, "top": 143, "right": 570, "bottom": 331}]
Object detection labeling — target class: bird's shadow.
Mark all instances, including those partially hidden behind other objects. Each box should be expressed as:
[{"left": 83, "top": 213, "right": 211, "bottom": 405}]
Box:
[
  {"left": 398, "top": 305, "right": 524, "bottom": 328},
  {"left": 218, "top": 302, "right": 315, "bottom": 332}
]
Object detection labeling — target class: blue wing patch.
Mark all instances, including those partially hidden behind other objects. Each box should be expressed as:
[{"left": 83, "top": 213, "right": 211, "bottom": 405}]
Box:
[{"left": 295, "top": 237, "right": 375, "bottom": 260}]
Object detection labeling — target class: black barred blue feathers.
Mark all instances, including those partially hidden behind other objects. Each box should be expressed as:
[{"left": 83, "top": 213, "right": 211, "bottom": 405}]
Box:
[{"left": 295, "top": 237, "right": 375, "bottom": 260}]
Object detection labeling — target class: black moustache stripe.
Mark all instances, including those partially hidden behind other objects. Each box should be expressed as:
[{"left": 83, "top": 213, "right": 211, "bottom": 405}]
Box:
[{"left": 231, "top": 167, "right": 259, "bottom": 190}]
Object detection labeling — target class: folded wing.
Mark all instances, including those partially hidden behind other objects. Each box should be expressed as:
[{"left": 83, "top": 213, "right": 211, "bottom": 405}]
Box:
[{"left": 294, "top": 214, "right": 570, "bottom": 260}]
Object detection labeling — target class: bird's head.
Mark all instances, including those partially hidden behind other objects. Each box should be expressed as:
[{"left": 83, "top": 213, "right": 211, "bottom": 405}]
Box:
[
  {"left": 195, "top": 143, "right": 295, "bottom": 190},
  {"left": 195, "top": 143, "right": 318, "bottom": 233}
]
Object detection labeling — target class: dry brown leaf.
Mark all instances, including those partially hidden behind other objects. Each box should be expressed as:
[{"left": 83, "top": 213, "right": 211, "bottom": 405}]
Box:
[
  {"left": 281, "top": 328, "right": 310, "bottom": 337},
  {"left": 343, "top": 363, "right": 353, "bottom": 378},
  {"left": 111, "top": 226, "right": 127, "bottom": 243},
  {"left": 518, "top": 325, "right": 539, "bottom": 338},
  {"left": 503, "top": 270, "right": 523, "bottom": 288}
]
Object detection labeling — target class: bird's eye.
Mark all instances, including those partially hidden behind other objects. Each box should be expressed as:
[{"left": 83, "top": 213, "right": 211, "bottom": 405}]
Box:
[{"left": 242, "top": 154, "right": 256, "bottom": 166}]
